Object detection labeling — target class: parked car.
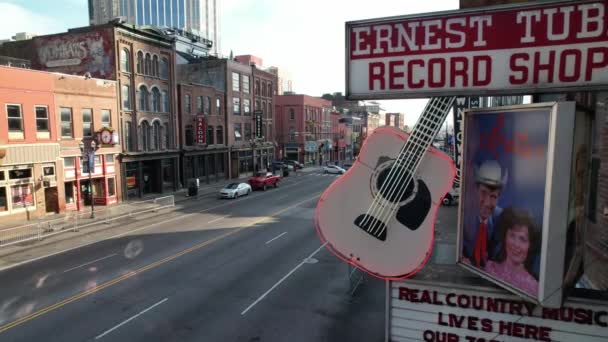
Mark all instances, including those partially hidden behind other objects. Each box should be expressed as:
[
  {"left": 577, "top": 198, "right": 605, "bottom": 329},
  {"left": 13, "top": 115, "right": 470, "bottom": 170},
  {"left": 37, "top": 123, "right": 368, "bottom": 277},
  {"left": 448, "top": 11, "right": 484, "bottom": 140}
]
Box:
[
  {"left": 323, "top": 165, "right": 346, "bottom": 174},
  {"left": 442, "top": 186, "right": 460, "bottom": 206},
  {"left": 219, "top": 182, "right": 252, "bottom": 199},
  {"left": 342, "top": 163, "right": 353, "bottom": 171},
  {"left": 249, "top": 171, "right": 281, "bottom": 191},
  {"left": 285, "top": 160, "right": 303, "bottom": 169}
]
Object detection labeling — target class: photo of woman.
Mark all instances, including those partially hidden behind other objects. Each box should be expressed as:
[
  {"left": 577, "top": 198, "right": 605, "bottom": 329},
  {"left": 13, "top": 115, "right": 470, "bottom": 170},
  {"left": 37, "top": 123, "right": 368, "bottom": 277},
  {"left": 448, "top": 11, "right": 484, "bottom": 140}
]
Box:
[{"left": 484, "top": 207, "right": 540, "bottom": 296}]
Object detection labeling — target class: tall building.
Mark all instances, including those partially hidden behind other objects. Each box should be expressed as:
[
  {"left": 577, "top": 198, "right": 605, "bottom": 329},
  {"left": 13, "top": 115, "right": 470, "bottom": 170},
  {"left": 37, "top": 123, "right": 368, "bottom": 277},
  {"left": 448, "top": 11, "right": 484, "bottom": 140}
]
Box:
[{"left": 88, "top": 0, "right": 220, "bottom": 55}]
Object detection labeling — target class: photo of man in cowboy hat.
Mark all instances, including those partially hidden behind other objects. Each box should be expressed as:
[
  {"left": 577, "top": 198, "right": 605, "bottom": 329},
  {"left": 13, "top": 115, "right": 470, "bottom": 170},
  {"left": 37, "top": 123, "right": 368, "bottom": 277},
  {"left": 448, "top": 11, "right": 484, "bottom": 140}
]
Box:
[{"left": 462, "top": 159, "right": 508, "bottom": 268}]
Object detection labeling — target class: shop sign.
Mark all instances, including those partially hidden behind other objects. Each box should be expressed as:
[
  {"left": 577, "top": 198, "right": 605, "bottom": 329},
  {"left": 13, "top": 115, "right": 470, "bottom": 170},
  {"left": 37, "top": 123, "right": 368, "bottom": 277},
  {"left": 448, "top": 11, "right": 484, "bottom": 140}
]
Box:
[
  {"left": 346, "top": 0, "right": 608, "bottom": 99},
  {"left": 255, "top": 113, "right": 263, "bottom": 139},
  {"left": 196, "top": 115, "right": 206, "bottom": 145},
  {"left": 388, "top": 280, "right": 608, "bottom": 342},
  {"left": 305, "top": 141, "right": 318, "bottom": 152},
  {"left": 452, "top": 97, "right": 480, "bottom": 186}
]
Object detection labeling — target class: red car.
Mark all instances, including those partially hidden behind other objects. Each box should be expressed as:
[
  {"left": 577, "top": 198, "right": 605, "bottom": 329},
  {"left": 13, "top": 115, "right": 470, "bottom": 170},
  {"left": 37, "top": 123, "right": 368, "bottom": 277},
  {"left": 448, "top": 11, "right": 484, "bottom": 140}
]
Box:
[{"left": 248, "top": 172, "right": 281, "bottom": 191}]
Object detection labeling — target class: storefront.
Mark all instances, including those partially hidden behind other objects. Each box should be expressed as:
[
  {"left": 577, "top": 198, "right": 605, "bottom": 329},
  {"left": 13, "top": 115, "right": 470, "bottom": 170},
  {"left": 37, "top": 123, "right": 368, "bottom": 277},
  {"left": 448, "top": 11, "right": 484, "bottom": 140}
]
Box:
[
  {"left": 182, "top": 150, "right": 228, "bottom": 186},
  {"left": 62, "top": 153, "right": 120, "bottom": 211},
  {"left": 121, "top": 154, "right": 179, "bottom": 200},
  {"left": 284, "top": 143, "right": 300, "bottom": 163},
  {"left": 304, "top": 141, "right": 318, "bottom": 166}
]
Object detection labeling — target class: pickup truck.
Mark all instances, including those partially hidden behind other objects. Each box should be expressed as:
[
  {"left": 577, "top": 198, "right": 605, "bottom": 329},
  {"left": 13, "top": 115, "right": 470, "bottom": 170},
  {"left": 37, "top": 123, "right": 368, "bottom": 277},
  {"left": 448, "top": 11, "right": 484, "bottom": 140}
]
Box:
[{"left": 248, "top": 171, "right": 281, "bottom": 191}]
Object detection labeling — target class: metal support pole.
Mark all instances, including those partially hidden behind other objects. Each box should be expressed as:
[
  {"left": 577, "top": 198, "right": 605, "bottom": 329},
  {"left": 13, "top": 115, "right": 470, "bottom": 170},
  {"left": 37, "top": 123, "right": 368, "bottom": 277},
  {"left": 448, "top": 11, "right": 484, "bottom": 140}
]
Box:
[{"left": 89, "top": 170, "right": 95, "bottom": 219}]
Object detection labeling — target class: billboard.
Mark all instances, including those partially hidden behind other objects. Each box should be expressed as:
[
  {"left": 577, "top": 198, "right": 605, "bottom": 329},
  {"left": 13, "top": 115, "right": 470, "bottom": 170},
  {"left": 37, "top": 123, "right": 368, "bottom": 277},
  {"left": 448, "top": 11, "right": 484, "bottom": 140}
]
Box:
[
  {"left": 388, "top": 280, "right": 608, "bottom": 342},
  {"left": 345, "top": 0, "right": 608, "bottom": 99},
  {"left": 254, "top": 111, "right": 263, "bottom": 139},
  {"left": 196, "top": 115, "right": 206, "bottom": 144},
  {"left": 457, "top": 102, "right": 576, "bottom": 307},
  {"left": 33, "top": 28, "right": 116, "bottom": 79}
]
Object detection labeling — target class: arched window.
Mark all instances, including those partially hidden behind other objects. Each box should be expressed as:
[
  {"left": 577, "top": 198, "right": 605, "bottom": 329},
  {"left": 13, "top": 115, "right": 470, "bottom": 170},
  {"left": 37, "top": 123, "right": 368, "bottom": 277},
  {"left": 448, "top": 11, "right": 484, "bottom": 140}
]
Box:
[
  {"left": 185, "top": 124, "right": 193, "bottom": 146},
  {"left": 140, "top": 121, "right": 150, "bottom": 151},
  {"left": 162, "top": 90, "right": 169, "bottom": 112},
  {"left": 144, "top": 53, "right": 151, "bottom": 75},
  {"left": 160, "top": 58, "right": 168, "bottom": 79},
  {"left": 152, "top": 121, "right": 161, "bottom": 150},
  {"left": 136, "top": 51, "right": 143, "bottom": 73},
  {"left": 152, "top": 55, "right": 159, "bottom": 77},
  {"left": 164, "top": 123, "right": 170, "bottom": 149},
  {"left": 255, "top": 80, "right": 260, "bottom": 95},
  {"left": 289, "top": 108, "right": 295, "bottom": 120},
  {"left": 120, "top": 48, "right": 130, "bottom": 72},
  {"left": 216, "top": 126, "right": 223, "bottom": 145},
  {"left": 139, "top": 85, "right": 149, "bottom": 111},
  {"left": 151, "top": 87, "right": 161, "bottom": 112},
  {"left": 289, "top": 127, "right": 295, "bottom": 142},
  {"left": 207, "top": 125, "right": 214, "bottom": 145}
]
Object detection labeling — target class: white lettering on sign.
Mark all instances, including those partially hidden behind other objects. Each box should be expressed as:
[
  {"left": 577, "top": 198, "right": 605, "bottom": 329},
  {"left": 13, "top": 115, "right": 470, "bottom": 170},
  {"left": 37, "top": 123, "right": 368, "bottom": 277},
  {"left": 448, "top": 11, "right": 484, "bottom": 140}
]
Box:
[
  {"left": 347, "top": 0, "right": 608, "bottom": 99},
  {"left": 389, "top": 281, "right": 608, "bottom": 342}
]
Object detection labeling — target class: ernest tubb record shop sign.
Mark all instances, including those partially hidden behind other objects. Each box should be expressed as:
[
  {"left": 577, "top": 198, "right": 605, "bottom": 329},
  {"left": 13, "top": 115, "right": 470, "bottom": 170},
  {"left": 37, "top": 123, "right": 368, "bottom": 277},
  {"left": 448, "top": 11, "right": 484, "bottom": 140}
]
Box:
[{"left": 346, "top": 0, "right": 608, "bottom": 100}]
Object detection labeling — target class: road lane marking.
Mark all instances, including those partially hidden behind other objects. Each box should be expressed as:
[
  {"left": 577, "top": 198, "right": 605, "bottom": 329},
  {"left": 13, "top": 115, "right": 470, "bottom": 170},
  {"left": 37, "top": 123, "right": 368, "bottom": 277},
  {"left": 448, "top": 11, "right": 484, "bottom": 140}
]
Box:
[
  {"left": 265, "top": 232, "right": 287, "bottom": 245},
  {"left": 95, "top": 297, "right": 168, "bottom": 339},
  {"left": 0, "top": 193, "right": 322, "bottom": 334},
  {"left": 207, "top": 215, "right": 229, "bottom": 224},
  {"left": 240, "top": 242, "right": 328, "bottom": 315},
  {"left": 0, "top": 178, "right": 315, "bottom": 274},
  {"left": 62, "top": 253, "right": 117, "bottom": 273}
]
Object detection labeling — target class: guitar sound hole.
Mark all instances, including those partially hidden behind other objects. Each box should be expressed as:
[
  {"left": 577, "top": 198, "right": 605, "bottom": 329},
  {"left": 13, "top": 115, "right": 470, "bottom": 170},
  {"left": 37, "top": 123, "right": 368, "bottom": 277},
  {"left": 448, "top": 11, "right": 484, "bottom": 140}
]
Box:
[{"left": 376, "top": 164, "right": 415, "bottom": 203}]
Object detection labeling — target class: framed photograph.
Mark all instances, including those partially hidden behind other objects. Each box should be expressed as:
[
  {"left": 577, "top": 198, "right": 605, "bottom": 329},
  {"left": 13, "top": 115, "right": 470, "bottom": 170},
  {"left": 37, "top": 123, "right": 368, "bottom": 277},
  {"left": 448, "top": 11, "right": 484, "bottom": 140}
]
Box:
[{"left": 457, "top": 102, "right": 576, "bottom": 308}]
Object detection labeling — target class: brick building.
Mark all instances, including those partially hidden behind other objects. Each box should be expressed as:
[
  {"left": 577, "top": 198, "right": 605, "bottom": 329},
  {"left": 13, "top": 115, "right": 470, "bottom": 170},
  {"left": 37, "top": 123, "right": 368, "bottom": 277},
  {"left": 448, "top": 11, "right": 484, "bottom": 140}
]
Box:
[
  {"left": 0, "top": 23, "right": 180, "bottom": 200},
  {"left": 274, "top": 94, "right": 332, "bottom": 166}
]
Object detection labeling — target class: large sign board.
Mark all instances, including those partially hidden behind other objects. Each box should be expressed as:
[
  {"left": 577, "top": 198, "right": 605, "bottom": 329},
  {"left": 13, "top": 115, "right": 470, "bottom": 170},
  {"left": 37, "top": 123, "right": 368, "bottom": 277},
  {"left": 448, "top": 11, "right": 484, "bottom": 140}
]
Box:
[
  {"left": 195, "top": 115, "right": 206, "bottom": 145},
  {"left": 388, "top": 280, "right": 608, "bottom": 342},
  {"left": 458, "top": 102, "right": 575, "bottom": 307},
  {"left": 346, "top": 0, "right": 608, "bottom": 99},
  {"left": 254, "top": 111, "right": 263, "bottom": 139}
]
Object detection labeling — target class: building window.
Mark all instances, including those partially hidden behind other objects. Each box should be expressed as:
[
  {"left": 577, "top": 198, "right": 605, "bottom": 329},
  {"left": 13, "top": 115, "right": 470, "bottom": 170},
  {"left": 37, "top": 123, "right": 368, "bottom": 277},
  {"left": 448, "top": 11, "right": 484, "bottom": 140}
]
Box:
[
  {"left": 255, "top": 80, "right": 260, "bottom": 95},
  {"left": 197, "top": 96, "right": 203, "bottom": 113},
  {"left": 160, "top": 57, "right": 168, "bottom": 79},
  {"left": 122, "top": 85, "right": 131, "bottom": 110},
  {"left": 205, "top": 96, "right": 211, "bottom": 114},
  {"left": 243, "top": 76, "right": 250, "bottom": 94},
  {"left": 137, "top": 51, "right": 143, "bottom": 73},
  {"left": 289, "top": 108, "right": 295, "bottom": 120},
  {"left": 216, "top": 126, "right": 223, "bottom": 144},
  {"left": 269, "top": 82, "right": 273, "bottom": 96},
  {"left": 162, "top": 90, "right": 169, "bottom": 112},
  {"left": 164, "top": 123, "right": 170, "bottom": 149},
  {"left": 108, "top": 177, "right": 116, "bottom": 197},
  {"left": 262, "top": 82, "right": 267, "bottom": 97},
  {"left": 139, "top": 85, "right": 149, "bottom": 111},
  {"left": 268, "top": 123, "right": 272, "bottom": 140},
  {"left": 60, "top": 107, "right": 73, "bottom": 138},
  {"left": 152, "top": 88, "right": 161, "bottom": 112},
  {"left": 124, "top": 122, "right": 133, "bottom": 151},
  {"left": 268, "top": 104, "right": 272, "bottom": 119},
  {"left": 216, "top": 97, "right": 222, "bottom": 115},
  {"left": 262, "top": 101, "right": 266, "bottom": 117},
  {"left": 234, "top": 123, "right": 242, "bottom": 142},
  {"left": 233, "top": 98, "right": 241, "bottom": 115},
  {"left": 140, "top": 121, "right": 150, "bottom": 151},
  {"left": 7, "top": 104, "right": 22, "bottom": 132},
  {"left": 245, "top": 123, "right": 252, "bottom": 140},
  {"left": 101, "top": 109, "right": 111, "bottom": 127},
  {"left": 289, "top": 127, "right": 295, "bottom": 142},
  {"left": 33, "top": 105, "right": 49, "bottom": 132},
  {"left": 232, "top": 72, "right": 240, "bottom": 92},
  {"left": 185, "top": 124, "right": 194, "bottom": 146},
  {"left": 207, "top": 125, "right": 214, "bottom": 145},
  {"left": 64, "top": 157, "right": 75, "bottom": 168},
  {"left": 244, "top": 99, "right": 251, "bottom": 115},
  {"left": 120, "top": 48, "right": 130, "bottom": 72},
  {"left": 152, "top": 121, "right": 161, "bottom": 150},
  {"left": 105, "top": 154, "right": 114, "bottom": 163},
  {"left": 11, "top": 182, "right": 34, "bottom": 209},
  {"left": 185, "top": 94, "right": 191, "bottom": 113},
  {"left": 82, "top": 108, "right": 93, "bottom": 137},
  {"left": 152, "top": 55, "right": 159, "bottom": 77},
  {"left": 255, "top": 100, "right": 260, "bottom": 111},
  {"left": 144, "top": 53, "right": 151, "bottom": 75}
]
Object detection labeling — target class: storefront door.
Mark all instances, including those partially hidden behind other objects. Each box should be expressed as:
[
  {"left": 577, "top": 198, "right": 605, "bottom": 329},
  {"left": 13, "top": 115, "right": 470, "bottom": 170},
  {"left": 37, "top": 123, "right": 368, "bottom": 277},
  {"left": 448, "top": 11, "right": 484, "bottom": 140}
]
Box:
[{"left": 44, "top": 187, "right": 59, "bottom": 213}]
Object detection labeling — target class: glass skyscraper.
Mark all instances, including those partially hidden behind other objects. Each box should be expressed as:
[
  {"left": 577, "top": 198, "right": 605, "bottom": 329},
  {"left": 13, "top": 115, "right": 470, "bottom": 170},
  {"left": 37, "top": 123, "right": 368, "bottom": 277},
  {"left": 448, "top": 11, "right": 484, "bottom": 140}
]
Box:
[{"left": 88, "top": 0, "right": 220, "bottom": 55}]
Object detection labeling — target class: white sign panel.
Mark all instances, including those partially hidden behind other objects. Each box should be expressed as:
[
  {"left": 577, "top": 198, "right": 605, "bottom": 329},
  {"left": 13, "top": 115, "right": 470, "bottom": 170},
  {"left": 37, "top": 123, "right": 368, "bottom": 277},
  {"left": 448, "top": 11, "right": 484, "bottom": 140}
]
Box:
[
  {"left": 388, "top": 280, "right": 608, "bottom": 342},
  {"left": 346, "top": 0, "right": 608, "bottom": 99}
]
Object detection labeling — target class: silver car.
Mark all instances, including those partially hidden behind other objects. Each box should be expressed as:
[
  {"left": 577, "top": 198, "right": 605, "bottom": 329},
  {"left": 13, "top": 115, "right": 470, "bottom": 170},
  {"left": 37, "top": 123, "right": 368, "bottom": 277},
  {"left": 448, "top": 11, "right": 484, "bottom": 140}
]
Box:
[
  {"left": 323, "top": 165, "right": 346, "bottom": 174},
  {"left": 219, "top": 182, "right": 252, "bottom": 199}
]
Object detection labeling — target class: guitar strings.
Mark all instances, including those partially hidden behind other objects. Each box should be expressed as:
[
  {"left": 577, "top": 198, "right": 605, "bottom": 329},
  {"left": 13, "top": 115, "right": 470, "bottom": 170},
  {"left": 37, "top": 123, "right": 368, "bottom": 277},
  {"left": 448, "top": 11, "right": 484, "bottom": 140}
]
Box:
[
  {"left": 361, "top": 97, "right": 447, "bottom": 234},
  {"left": 374, "top": 97, "right": 453, "bottom": 234},
  {"left": 373, "top": 97, "right": 454, "bottom": 238},
  {"left": 360, "top": 98, "right": 441, "bottom": 234}
]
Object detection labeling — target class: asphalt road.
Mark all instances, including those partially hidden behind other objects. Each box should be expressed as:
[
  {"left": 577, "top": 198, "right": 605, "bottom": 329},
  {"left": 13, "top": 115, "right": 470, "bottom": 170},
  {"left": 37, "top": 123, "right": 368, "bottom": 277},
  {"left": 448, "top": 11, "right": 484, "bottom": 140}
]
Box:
[{"left": 0, "top": 170, "right": 458, "bottom": 342}]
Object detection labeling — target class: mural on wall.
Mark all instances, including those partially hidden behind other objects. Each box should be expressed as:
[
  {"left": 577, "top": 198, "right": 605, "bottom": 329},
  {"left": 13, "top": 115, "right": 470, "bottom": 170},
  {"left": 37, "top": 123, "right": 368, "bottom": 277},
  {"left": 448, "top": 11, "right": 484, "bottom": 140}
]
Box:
[{"left": 33, "top": 28, "right": 115, "bottom": 79}]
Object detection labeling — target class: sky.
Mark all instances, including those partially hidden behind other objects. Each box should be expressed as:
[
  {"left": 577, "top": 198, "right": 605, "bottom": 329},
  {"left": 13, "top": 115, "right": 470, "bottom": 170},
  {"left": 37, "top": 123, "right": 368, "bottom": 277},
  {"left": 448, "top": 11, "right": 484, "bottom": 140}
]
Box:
[{"left": 0, "top": 0, "right": 460, "bottom": 127}]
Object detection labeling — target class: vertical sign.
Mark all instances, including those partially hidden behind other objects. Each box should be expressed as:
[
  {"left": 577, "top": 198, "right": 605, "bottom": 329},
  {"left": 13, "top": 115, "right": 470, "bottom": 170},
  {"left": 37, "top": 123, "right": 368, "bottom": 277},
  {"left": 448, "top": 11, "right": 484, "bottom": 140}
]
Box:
[
  {"left": 196, "top": 115, "right": 206, "bottom": 144},
  {"left": 255, "top": 113, "right": 263, "bottom": 139},
  {"left": 452, "top": 96, "right": 479, "bottom": 186}
]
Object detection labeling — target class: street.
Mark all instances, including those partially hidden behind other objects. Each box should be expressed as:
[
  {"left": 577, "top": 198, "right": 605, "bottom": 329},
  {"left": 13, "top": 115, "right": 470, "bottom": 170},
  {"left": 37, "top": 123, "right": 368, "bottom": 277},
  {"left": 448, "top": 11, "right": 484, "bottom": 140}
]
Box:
[{"left": 0, "top": 171, "right": 457, "bottom": 342}]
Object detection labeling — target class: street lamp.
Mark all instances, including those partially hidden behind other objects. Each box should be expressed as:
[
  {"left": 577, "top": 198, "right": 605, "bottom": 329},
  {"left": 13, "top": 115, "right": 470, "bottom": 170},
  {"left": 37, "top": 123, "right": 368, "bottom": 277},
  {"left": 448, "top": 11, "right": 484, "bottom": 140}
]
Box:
[{"left": 80, "top": 139, "right": 99, "bottom": 219}]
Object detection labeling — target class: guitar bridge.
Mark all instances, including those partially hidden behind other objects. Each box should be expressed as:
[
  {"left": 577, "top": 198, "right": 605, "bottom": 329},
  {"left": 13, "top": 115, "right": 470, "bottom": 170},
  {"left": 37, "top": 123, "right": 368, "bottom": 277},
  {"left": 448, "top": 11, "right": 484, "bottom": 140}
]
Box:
[{"left": 354, "top": 214, "right": 387, "bottom": 241}]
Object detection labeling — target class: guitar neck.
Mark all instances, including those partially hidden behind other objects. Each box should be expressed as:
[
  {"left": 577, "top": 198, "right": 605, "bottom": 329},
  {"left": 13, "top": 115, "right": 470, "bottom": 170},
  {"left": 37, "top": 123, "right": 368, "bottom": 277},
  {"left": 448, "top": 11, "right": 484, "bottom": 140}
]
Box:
[{"left": 395, "top": 97, "right": 455, "bottom": 171}]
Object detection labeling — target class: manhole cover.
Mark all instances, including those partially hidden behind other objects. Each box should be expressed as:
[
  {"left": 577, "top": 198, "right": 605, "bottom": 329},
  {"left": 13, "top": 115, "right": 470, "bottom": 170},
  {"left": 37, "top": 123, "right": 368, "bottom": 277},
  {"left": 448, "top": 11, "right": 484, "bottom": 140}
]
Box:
[{"left": 304, "top": 257, "right": 318, "bottom": 264}]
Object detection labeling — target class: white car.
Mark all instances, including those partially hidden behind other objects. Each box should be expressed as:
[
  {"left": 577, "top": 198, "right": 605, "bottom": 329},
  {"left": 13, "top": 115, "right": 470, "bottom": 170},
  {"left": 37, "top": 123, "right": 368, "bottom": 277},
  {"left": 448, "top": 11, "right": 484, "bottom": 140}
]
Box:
[
  {"left": 323, "top": 165, "right": 346, "bottom": 174},
  {"left": 219, "top": 182, "right": 252, "bottom": 199}
]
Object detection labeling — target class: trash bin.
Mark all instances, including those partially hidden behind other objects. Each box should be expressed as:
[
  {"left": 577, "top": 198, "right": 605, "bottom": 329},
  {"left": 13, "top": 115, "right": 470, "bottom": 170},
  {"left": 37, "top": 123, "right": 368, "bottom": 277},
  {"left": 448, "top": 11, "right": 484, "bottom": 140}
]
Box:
[
  {"left": 282, "top": 167, "right": 289, "bottom": 177},
  {"left": 187, "top": 178, "right": 200, "bottom": 197}
]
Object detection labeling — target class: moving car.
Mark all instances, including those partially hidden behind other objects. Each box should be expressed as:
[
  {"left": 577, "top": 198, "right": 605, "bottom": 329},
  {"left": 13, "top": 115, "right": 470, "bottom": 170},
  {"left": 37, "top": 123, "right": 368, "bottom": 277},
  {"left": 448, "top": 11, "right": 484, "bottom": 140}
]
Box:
[
  {"left": 323, "top": 165, "right": 346, "bottom": 174},
  {"left": 342, "top": 163, "right": 353, "bottom": 171},
  {"left": 249, "top": 171, "right": 281, "bottom": 191},
  {"left": 442, "top": 185, "right": 460, "bottom": 206},
  {"left": 285, "top": 160, "right": 303, "bottom": 170},
  {"left": 219, "top": 182, "right": 252, "bottom": 199}
]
